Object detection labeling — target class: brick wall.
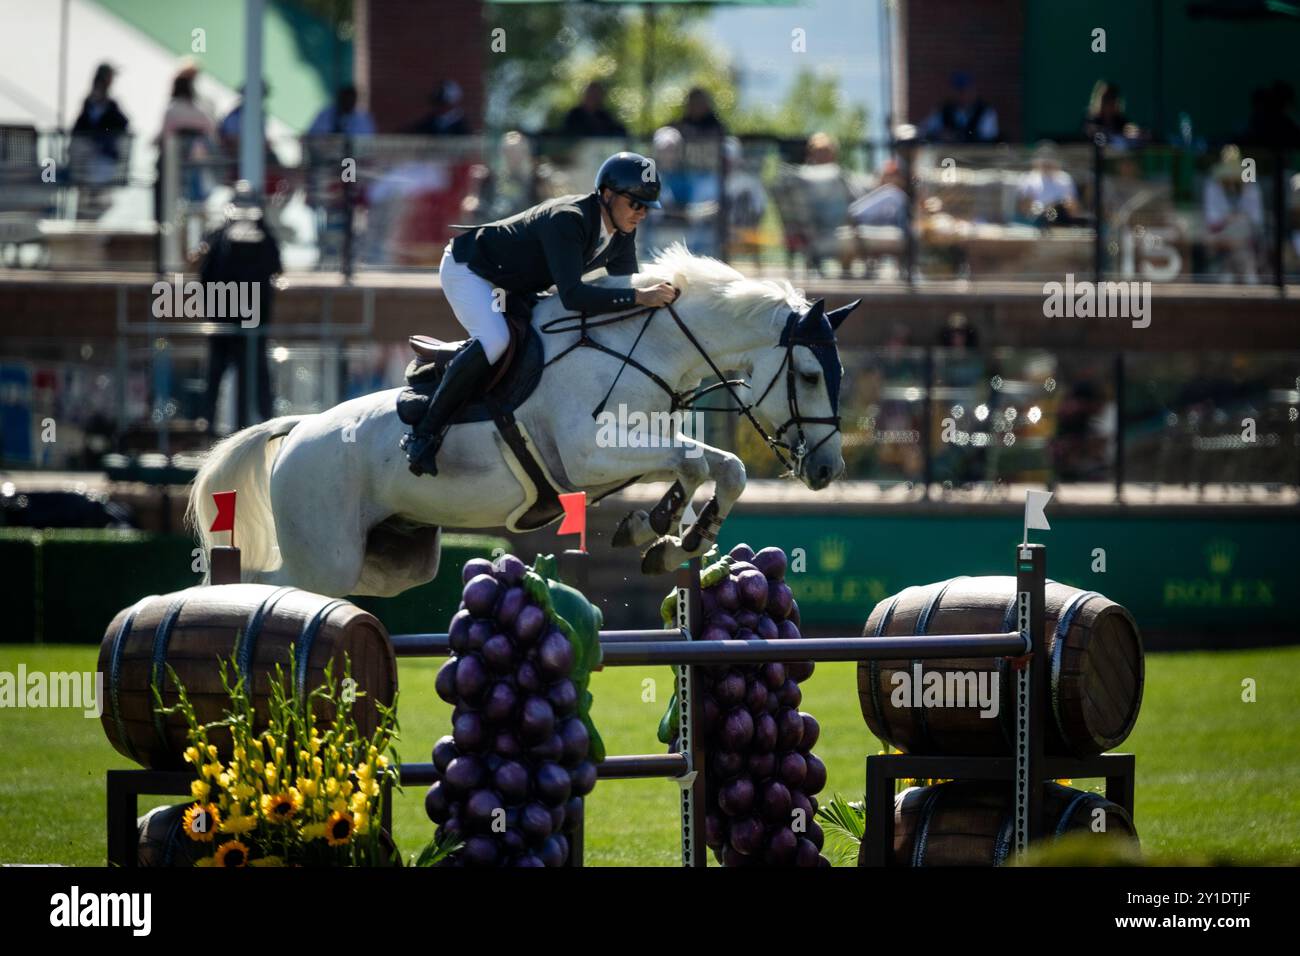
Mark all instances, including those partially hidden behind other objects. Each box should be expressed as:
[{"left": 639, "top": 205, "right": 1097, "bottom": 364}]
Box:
[
  {"left": 899, "top": 0, "right": 1024, "bottom": 141},
  {"left": 354, "top": 0, "right": 486, "bottom": 133}
]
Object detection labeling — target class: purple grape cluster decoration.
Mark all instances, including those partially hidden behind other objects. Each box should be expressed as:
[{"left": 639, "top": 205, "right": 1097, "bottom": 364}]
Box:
[
  {"left": 425, "top": 553, "right": 601, "bottom": 867},
  {"left": 660, "top": 543, "right": 829, "bottom": 867}
]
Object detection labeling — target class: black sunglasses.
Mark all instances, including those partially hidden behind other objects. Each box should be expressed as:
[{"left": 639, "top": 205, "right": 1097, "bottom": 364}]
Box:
[{"left": 617, "top": 192, "right": 647, "bottom": 213}]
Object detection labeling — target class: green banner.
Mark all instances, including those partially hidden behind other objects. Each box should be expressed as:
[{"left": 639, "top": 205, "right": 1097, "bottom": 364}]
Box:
[{"left": 717, "top": 511, "right": 1298, "bottom": 640}]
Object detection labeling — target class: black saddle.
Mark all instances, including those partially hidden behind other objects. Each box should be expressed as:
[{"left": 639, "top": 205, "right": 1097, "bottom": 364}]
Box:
[{"left": 397, "top": 293, "right": 545, "bottom": 427}]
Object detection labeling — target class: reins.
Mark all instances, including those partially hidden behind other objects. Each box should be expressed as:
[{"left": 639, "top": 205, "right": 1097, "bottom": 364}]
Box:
[{"left": 538, "top": 300, "right": 841, "bottom": 479}]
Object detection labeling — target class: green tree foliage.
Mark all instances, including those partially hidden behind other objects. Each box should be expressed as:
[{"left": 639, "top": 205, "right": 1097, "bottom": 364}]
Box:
[
  {"left": 732, "top": 69, "right": 869, "bottom": 146},
  {"left": 484, "top": 4, "right": 864, "bottom": 141}
]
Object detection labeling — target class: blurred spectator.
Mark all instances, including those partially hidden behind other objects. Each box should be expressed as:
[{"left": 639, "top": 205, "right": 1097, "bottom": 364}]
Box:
[
  {"left": 849, "top": 158, "right": 909, "bottom": 228},
  {"left": 159, "top": 62, "right": 216, "bottom": 140},
  {"left": 1203, "top": 145, "right": 1264, "bottom": 283},
  {"left": 71, "top": 63, "right": 129, "bottom": 204},
  {"left": 937, "top": 311, "right": 979, "bottom": 349},
  {"left": 653, "top": 125, "right": 690, "bottom": 203},
  {"left": 1083, "top": 81, "right": 1143, "bottom": 148},
  {"left": 1052, "top": 378, "right": 1112, "bottom": 482},
  {"left": 308, "top": 85, "right": 377, "bottom": 137},
  {"left": 675, "top": 87, "right": 725, "bottom": 137},
  {"left": 645, "top": 124, "right": 718, "bottom": 255},
  {"left": 157, "top": 62, "right": 218, "bottom": 204},
  {"left": 884, "top": 322, "right": 911, "bottom": 351},
  {"left": 72, "top": 63, "right": 129, "bottom": 159},
  {"left": 804, "top": 131, "right": 838, "bottom": 167},
  {"left": 405, "top": 80, "right": 472, "bottom": 135},
  {"left": 196, "top": 181, "right": 282, "bottom": 433},
  {"left": 1017, "top": 142, "right": 1081, "bottom": 227},
  {"left": 219, "top": 78, "right": 270, "bottom": 142},
  {"left": 796, "top": 132, "right": 859, "bottom": 270},
  {"left": 921, "top": 72, "right": 998, "bottom": 143},
  {"left": 1237, "top": 81, "right": 1300, "bottom": 147},
  {"left": 461, "top": 130, "right": 554, "bottom": 221},
  {"left": 561, "top": 81, "right": 627, "bottom": 138},
  {"left": 218, "top": 78, "right": 289, "bottom": 205}
]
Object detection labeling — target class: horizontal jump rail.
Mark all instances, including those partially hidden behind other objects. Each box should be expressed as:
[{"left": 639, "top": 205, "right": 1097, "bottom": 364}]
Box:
[
  {"left": 390, "top": 627, "right": 691, "bottom": 658},
  {"left": 399, "top": 753, "right": 688, "bottom": 787},
  {"left": 598, "top": 633, "right": 1029, "bottom": 666},
  {"left": 391, "top": 630, "right": 1028, "bottom": 663}
]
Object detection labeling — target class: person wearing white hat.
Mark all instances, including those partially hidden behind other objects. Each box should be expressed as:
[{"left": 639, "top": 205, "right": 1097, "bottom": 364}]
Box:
[{"left": 1203, "top": 145, "right": 1264, "bottom": 282}]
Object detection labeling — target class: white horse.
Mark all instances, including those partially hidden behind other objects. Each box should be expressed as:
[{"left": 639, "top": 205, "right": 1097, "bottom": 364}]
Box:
[{"left": 186, "top": 245, "right": 857, "bottom": 597}]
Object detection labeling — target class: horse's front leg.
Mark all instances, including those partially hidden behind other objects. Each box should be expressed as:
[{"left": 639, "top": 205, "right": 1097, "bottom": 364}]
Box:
[
  {"left": 639, "top": 442, "right": 747, "bottom": 575},
  {"left": 560, "top": 441, "right": 711, "bottom": 565},
  {"left": 611, "top": 479, "right": 691, "bottom": 549}
]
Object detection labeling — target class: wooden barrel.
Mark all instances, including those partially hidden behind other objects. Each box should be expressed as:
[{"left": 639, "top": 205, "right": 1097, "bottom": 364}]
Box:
[
  {"left": 857, "top": 576, "right": 1143, "bottom": 756},
  {"left": 99, "top": 584, "right": 395, "bottom": 770},
  {"left": 857, "top": 781, "right": 1138, "bottom": 867},
  {"left": 136, "top": 803, "right": 400, "bottom": 866}
]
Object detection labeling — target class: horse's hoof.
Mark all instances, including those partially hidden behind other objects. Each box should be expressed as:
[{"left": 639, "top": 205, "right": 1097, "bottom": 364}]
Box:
[
  {"left": 640, "top": 539, "right": 676, "bottom": 575},
  {"left": 611, "top": 511, "right": 647, "bottom": 548}
]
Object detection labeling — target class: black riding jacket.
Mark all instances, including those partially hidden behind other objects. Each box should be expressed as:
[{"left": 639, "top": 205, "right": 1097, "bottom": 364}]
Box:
[{"left": 449, "top": 192, "right": 640, "bottom": 314}]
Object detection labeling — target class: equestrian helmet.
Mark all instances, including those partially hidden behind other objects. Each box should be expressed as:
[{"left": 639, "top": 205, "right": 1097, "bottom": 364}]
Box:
[{"left": 594, "top": 151, "right": 662, "bottom": 209}]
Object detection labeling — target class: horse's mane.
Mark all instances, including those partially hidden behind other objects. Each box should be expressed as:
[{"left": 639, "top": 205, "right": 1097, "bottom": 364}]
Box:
[{"left": 589, "top": 242, "right": 808, "bottom": 325}]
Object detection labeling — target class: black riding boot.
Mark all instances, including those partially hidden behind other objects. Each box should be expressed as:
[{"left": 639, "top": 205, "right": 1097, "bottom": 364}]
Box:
[{"left": 402, "top": 339, "right": 492, "bottom": 476}]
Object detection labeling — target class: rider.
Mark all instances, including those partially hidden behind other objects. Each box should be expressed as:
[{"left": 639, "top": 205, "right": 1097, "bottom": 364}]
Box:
[{"left": 403, "top": 151, "right": 681, "bottom": 475}]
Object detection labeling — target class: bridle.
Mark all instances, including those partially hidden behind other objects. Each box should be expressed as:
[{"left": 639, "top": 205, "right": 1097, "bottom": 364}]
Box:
[{"left": 539, "top": 301, "right": 841, "bottom": 479}]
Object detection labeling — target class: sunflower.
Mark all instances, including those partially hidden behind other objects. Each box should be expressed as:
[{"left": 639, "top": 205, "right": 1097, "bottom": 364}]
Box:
[
  {"left": 262, "top": 791, "right": 299, "bottom": 823},
  {"left": 182, "top": 803, "right": 221, "bottom": 842},
  {"left": 325, "top": 810, "right": 354, "bottom": 846},
  {"left": 214, "top": 840, "right": 249, "bottom": 867}
]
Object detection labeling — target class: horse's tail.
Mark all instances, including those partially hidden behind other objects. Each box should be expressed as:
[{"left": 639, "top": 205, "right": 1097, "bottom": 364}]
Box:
[{"left": 185, "top": 416, "right": 308, "bottom": 583}]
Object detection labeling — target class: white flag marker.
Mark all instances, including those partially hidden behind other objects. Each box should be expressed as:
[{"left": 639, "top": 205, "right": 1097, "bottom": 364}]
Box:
[{"left": 1023, "top": 490, "right": 1053, "bottom": 547}]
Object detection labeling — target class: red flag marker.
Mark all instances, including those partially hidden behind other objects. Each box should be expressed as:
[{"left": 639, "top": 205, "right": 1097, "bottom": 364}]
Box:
[
  {"left": 557, "top": 491, "right": 587, "bottom": 553},
  {"left": 210, "top": 491, "right": 237, "bottom": 548}
]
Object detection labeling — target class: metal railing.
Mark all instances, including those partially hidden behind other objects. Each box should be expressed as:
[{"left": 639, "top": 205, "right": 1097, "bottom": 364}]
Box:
[
  {"left": 3, "top": 129, "right": 1295, "bottom": 286},
  {"left": 3, "top": 320, "right": 1296, "bottom": 500}
]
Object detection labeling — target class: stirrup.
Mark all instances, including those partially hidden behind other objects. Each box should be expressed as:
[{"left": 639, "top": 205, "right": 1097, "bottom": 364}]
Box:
[{"left": 404, "top": 429, "right": 443, "bottom": 477}]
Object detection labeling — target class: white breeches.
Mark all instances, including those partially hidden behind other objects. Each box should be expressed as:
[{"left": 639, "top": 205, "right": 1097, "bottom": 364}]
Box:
[{"left": 438, "top": 243, "right": 511, "bottom": 364}]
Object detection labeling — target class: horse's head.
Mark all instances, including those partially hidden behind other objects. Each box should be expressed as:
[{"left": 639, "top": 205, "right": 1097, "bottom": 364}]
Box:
[{"left": 746, "top": 297, "right": 860, "bottom": 490}]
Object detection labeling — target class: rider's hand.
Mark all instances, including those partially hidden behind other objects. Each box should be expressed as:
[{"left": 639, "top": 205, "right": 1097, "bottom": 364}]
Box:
[{"left": 635, "top": 283, "right": 680, "bottom": 307}]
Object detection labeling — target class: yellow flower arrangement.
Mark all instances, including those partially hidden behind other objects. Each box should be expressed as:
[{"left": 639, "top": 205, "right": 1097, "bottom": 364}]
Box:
[{"left": 155, "top": 649, "right": 400, "bottom": 868}]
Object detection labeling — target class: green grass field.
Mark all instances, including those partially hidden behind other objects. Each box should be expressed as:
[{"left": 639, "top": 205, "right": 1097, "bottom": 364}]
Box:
[{"left": 1, "top": 644, "right": 1297, "bottom": 865}]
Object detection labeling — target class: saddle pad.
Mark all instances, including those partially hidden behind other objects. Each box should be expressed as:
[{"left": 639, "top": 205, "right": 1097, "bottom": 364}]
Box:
[{"left": 396, "top": 320, "right": 546, "bottom": 426}]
